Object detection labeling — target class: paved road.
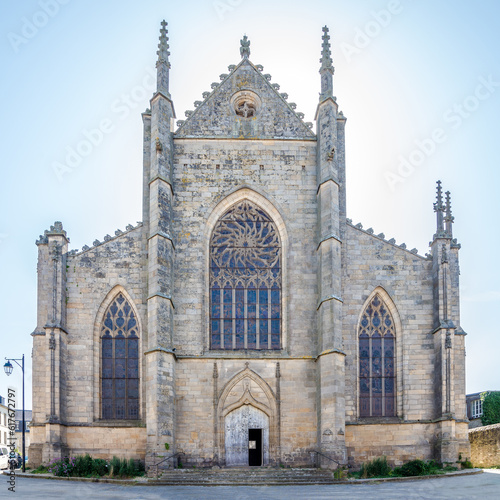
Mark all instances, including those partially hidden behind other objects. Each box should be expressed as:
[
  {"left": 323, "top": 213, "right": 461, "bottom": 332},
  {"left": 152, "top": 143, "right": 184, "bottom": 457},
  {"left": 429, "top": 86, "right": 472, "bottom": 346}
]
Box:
[{"left": 1, "top": 471, "right": 500, "bottom": 499}]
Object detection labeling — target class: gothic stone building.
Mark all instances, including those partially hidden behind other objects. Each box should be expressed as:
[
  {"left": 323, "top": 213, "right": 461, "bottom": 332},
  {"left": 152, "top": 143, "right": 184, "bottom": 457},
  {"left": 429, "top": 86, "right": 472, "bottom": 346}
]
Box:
[{"left": 30, "top": 23, "right": 470, "bottom": 469}]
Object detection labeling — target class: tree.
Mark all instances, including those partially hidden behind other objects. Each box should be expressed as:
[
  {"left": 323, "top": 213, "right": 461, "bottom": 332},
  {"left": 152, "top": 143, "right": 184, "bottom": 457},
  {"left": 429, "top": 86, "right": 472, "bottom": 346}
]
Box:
[{"left": 481, "top": 391, "right": 500, "bottom": 426}]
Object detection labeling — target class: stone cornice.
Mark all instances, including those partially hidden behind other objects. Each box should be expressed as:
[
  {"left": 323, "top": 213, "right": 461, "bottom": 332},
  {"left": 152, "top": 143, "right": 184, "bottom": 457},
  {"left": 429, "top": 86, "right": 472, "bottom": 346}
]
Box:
[
  {"left": 144, "top": 347, "right": 177, "bottom": 359},
  {"left": 317, "top": 294, "right": 343, "bottom": 310},
  {"left": 148, "top": 174, "right": 174, "bottom": 195},
  {"left": 147, "top": 231, "right": 175, "bottom": 249},
  {"left": 43, "top": 324, "right": 68, "bottom": 335},
  {"left": 316, "top": 348, "right": 346, "bottom": 360},
  {"left": 316, "top": 177, "right": 340, "bottom": 193},
  {"left": 147, "top": 293, "right": 175, "bottom": 308},
  {"left": 317, "top": 233, "right": 342, "bottom": 250}
]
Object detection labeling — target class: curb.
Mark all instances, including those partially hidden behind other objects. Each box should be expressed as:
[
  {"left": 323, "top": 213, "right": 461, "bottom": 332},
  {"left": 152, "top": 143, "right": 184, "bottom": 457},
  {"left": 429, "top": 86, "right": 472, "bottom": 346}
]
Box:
[{"left": 2, "top": 468, "right": 483, "bottom": 486}]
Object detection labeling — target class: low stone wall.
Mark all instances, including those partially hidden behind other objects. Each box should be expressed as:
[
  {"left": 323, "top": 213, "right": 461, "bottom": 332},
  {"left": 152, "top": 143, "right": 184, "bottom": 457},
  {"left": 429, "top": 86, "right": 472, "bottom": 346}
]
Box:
[{"left": 469, "top": 423, "right": 500, "bottom": 467}]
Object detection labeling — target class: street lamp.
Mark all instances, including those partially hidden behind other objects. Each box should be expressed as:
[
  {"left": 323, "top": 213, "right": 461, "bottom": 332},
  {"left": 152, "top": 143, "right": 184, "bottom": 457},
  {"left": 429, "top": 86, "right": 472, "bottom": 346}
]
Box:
[{"left": 3, "top": 355, "right": 25, "bottom": 472}]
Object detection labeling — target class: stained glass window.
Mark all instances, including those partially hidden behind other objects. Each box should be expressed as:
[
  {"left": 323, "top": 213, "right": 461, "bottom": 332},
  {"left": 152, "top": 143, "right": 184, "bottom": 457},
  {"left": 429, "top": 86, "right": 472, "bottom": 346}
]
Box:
[
  {"left": 101, "top": 293, "right": 139, "bottom": 419},
  {"left": 359, "top": 294, "right": 396, "bottom": 417},
  {"left": 210, "top": 201, "right": 281, "bottom": 350}
]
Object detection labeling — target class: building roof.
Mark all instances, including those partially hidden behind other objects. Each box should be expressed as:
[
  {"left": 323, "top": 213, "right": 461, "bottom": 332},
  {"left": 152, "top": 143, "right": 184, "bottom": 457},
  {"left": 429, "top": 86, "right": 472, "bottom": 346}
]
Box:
[{"left": 14, "top": 410, "right": 32, "bottom": 421}]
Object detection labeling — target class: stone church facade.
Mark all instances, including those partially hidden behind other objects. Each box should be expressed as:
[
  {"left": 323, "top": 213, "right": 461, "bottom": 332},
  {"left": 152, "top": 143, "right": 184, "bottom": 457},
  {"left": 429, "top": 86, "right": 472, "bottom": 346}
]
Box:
[{"left": 29, "top": 22, "right": 470, "bottom": 469}]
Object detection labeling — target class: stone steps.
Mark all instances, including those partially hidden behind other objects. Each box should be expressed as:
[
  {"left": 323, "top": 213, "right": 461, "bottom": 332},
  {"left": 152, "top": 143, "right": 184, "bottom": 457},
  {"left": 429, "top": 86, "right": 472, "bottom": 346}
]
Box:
[{"left": 151, "top": 467, "right": 339, "bottom": 485}]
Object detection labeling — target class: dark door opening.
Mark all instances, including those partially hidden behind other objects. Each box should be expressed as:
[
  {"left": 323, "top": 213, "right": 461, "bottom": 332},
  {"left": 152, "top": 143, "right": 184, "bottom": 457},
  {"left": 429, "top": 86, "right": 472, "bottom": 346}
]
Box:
[{"left": 248, "top": 428, "right": 262, "bottom": 466}]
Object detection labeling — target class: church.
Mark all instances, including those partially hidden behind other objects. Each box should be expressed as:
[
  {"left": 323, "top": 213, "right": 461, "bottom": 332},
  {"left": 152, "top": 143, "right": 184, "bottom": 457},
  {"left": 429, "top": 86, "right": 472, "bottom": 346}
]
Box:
[{"left": 29, "top": 22, "right": 470, "bottom": 469}]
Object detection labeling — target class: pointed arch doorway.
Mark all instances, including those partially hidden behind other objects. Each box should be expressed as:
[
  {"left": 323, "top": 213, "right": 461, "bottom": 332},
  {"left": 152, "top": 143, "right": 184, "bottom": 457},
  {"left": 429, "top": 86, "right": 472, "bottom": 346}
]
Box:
[{"left": 225, "top": 405, "right": 269, "bottom": 466}]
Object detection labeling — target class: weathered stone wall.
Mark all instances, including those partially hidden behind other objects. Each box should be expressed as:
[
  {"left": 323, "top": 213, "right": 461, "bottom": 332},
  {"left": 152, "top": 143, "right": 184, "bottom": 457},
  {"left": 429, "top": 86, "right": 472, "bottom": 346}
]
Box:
[
  {"left": 65, "top": 426, "right": 147, "bottom": 460},
  {"left": 344, "top": 224, "right": 438, "bottom": 422},
  {"left": 29, "top": 226, "right": 148, "bottom": 466},
  {"left": 346, "top": 421, "right": 470, "bottom": 466},
  {"left": 174, "top": 358, "right": 317, "bottom": 467},
  {"left": 346, "top": 422, "right": 435, "bottom": 465},
  {"left": 172, "top": 138, "right": 318, "bottom": 357},
  {"left": 64, "top": 226, "right": 147, "bottom": 423},
  {"left": 176, "top": 60, "right": 314, "bottom": 140},
  {"left": 469, "top": 423, "right": 500, "bottom": 467}
]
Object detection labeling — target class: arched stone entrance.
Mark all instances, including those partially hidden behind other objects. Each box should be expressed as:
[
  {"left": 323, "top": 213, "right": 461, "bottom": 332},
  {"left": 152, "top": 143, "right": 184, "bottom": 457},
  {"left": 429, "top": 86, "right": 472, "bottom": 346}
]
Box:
[{"left": 225, "top": 405, "right": 269, "bottom": 466}]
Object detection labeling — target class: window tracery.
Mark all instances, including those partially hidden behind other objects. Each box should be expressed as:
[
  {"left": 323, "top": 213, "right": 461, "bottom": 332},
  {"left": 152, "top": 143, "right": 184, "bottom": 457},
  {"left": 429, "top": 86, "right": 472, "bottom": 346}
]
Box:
[
  {"left": 210, "top": 201, "right": 281, "bottom": 350},
  {"left": 359, "top": 294, "right": 396, "bottom": 417},
  {"left": 101, "top": 293, "right": 139, "bottom": 419}
]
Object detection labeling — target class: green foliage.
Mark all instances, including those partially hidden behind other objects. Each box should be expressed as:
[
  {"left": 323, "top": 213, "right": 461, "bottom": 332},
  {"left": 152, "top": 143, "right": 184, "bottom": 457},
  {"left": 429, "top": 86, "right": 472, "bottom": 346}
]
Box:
[
  {"left": 359, "top": 456, "right": 391, "bottom": 478},
  {"left": 392, "top": 459, "right": 442, "bottom": 477},
  {"left": 74, "top": 454, "right": 93, "bottom": 476},
  {"left": 118, "top": 459, "right": 128, "bottom": 477},
  {"left": 165, "top": 442, "right": 170, "bottom": 450},
  {"left": 109, "top": 456, "right": 144, "bottom": 477},
  {"left": 46, "top": 454, "right": 110, "bottom": 477},
  {"left": 481, "top": 391, "right": 500, "bottom": 426},
  {"left": 460, "top": 460, "right": 474, "bottom": 469},
  {"left": 352, "top": 458, "right": 460, "bottom": 479},
  {"left": 333, "top": 466, "right": 346, "bottom": 480},
  {"left": 31, "top": 464, "right": 49, "bottom": 474},
  {"left": 110, "top": 456, "right": 121, "bottom": 476}
]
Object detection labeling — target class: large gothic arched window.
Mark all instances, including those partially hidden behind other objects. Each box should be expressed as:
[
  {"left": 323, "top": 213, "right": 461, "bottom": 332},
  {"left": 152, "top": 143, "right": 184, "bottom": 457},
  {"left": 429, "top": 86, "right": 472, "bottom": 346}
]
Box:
[
  {"left": 101, "top": 293, "right": 139, "bottom": 419},
  {"left": 359, "top": 294, "right": 396, "bottom": 417},
  {"left": 210, "top": 200, "right": 281, "bottom": 350}
]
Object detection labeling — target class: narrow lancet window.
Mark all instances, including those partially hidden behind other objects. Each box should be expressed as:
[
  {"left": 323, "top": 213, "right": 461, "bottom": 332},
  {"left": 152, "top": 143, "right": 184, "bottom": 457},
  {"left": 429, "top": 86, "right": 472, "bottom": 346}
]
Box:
[
  {"left": 210, "top": 200, "right": 281, "bottom": 350},
  {"left": 101, "top": 293, "right": 139, "bottom": 419},
  {"left": 359, "top": 294, "right": 396, "bottom": 417}
]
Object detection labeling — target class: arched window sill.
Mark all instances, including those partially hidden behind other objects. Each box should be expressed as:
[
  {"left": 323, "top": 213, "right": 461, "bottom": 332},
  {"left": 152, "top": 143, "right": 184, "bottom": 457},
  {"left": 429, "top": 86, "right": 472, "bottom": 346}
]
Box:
[
  {"left": 204, "top": 349, "right": 287, "bottom": 358},
  {"left": 94, "top": 420, "right": 145, "bottom": 427},
  {"left": 348, "top": 417, "right": 402, "bottom": 425}
]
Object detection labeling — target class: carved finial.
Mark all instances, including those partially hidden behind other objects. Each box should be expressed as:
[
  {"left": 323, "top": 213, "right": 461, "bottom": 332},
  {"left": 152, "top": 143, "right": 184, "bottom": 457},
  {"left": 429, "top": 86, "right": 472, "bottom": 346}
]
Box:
[
  {"left": 445, "top": 191, "right": 454, "bottom": 237},
  {"left": 156, "top": 20, "right": 171, "bottom": 96},
  {"left": 157, "top": 20, "right": 170, "bottom": 64},
  {"left": 320, "top": 26, "right": 333, "bottom": 71},
  {"left": 433, "top": 180, "right": 445, "bottom": 239},
  {"left": 240, "top": 34, "right": 250, "bottom": 59},
  {"left": 319, "top": 26, "right": 334, "bottom": 101}
]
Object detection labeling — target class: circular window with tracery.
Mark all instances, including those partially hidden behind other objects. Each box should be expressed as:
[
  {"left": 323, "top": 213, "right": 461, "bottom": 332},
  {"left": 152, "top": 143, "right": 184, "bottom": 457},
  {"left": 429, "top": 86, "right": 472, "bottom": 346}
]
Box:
[{"left": 231, "top": 90, "right": 261, "bottom": 118}]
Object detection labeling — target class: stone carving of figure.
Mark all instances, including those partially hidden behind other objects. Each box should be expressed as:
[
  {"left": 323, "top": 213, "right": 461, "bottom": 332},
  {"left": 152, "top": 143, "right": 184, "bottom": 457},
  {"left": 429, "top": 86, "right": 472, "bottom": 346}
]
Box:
[{"left": 240, "top": 35, "right": 250, "bottom": 59}]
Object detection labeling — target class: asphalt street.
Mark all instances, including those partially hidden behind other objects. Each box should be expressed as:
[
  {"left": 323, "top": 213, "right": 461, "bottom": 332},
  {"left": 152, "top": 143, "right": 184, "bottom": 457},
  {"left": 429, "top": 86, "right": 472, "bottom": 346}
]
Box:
[{"left": 1, "top": 470, "right": 500, "bottom": 499}]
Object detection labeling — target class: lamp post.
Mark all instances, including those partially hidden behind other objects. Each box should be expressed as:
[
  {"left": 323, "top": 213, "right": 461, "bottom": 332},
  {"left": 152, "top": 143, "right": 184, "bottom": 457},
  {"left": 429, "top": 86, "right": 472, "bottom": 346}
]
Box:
[{"left": 3, "top": 355, "right": 25, "bottom": 473}]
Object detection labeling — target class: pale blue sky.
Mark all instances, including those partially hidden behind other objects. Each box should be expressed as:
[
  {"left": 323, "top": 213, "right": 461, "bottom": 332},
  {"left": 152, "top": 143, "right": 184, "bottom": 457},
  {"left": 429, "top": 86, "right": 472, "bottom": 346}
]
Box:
[{"left": 1, "top": 0, "right": 499, "bottom": 408}]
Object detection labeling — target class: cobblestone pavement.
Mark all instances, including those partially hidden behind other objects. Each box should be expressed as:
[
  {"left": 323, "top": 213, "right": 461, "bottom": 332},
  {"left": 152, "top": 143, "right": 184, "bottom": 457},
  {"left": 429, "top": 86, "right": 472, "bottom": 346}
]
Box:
[{"left": 1, "top": 471, "right": 500, "bottom": 499}]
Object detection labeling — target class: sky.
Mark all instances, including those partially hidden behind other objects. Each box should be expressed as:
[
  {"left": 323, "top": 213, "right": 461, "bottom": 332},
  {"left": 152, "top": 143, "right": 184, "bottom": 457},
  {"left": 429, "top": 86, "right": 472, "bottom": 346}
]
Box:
[{"left": 0, "top": 0, "right": 499, "bottom": 409}]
